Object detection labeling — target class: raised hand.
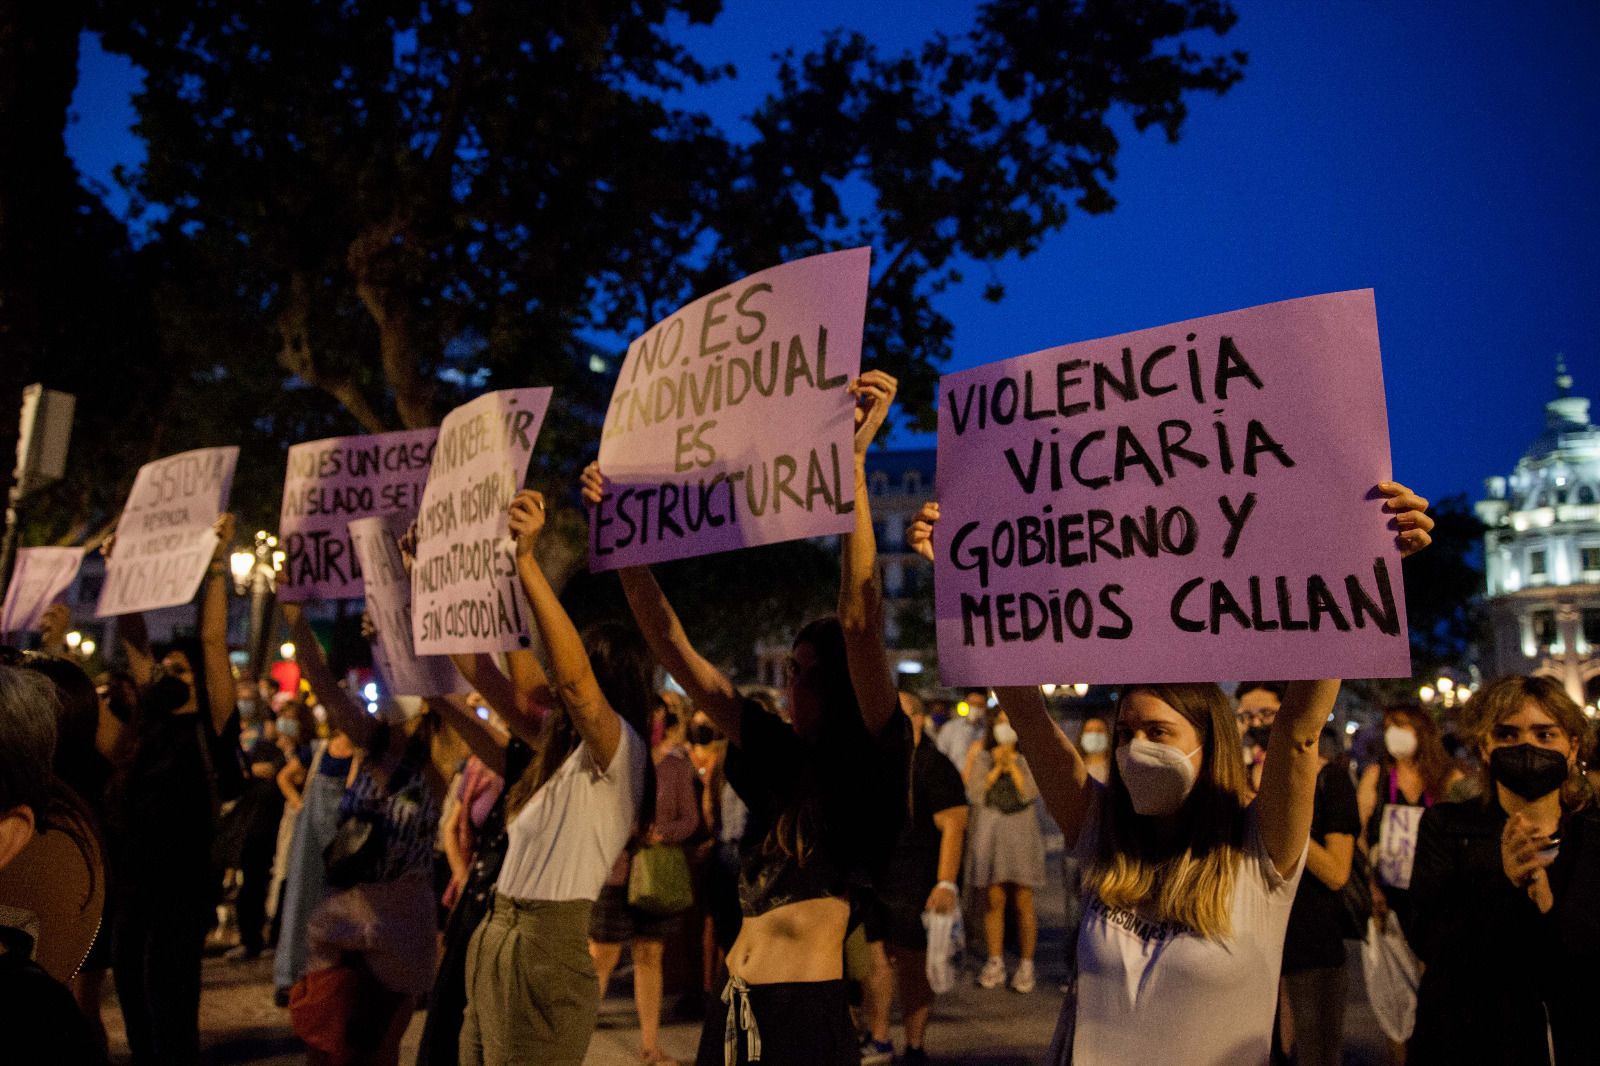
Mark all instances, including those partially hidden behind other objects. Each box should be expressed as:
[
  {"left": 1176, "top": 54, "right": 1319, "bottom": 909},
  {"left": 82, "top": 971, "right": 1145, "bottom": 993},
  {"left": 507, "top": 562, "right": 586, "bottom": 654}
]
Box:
[
  {"left": 849, "top": 369, "right": 898, "bottom": 457},
  {"left": 1379, "top": 482, "right": 1433, "bottom": 558},
  {"left": 398, "top": 519, "right": 420, "bottom": 575},
  {"left": 508, "top": 490, "right": 547, "bottom": 558},
  {"left": 580, "top": 461, "right": 605, "bottom": 508},
  {"left": 906, "top": 500, "right": 940, "bottom": 563},
  {"left": 211, "top": 512, "right": 238, "bottom": 562}
]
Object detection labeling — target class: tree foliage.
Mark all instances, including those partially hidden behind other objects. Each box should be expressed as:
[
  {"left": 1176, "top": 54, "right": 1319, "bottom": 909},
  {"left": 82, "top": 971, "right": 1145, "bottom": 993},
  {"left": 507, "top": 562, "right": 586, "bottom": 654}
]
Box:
[{"left": 6, "top": 0, "right": 1247, "bottom": 655}]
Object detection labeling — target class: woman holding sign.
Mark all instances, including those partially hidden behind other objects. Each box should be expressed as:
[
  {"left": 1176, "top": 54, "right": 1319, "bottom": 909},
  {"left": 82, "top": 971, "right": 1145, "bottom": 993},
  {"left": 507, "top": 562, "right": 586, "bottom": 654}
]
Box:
[
  {"left": 583, "top": 369, "right": 911, "bottom": 1066},
  {"left": 452, "top": 492, "right": 655, "bottom": 1066},
  {"left": 906, "top": 482, "right": 1433, "bottom": 1066},
  {"left": 103, "top": 514, "right": 246, "bottom": 1066}
]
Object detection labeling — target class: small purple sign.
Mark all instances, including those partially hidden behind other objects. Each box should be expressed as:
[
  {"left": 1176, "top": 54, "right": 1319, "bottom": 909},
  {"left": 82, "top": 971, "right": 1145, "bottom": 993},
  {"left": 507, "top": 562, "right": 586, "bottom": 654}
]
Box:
[
  {"left": 591, "top": 248, "right": 871, "bottom": 571},
  {"left": 935, "top": 290, "right": 1410, "bottom": 686}
]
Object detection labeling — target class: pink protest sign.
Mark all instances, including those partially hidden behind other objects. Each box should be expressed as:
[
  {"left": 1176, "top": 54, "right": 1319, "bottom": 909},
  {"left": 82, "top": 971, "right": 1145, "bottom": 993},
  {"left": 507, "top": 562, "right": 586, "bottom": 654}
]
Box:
[
  {"left": 935, "top": 290, "right": 1410, "bottom": 686},
  {"left": 411, "top": 388, "right": 551, "bottom": 655},
  {"left": 591, "top": 247, "right": 871, "bottom": 571},
  {"left": 277, "top": 427, "right": 439, "bottom": 601},
  {"left": 1, "top": 547, "right": 84, "bottom": 637}
]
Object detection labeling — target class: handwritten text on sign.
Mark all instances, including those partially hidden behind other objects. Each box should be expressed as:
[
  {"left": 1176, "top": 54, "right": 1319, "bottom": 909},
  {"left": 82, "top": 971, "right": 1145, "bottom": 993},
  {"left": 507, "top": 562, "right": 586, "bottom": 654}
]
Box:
[
  {"left": 591, "top": 247, "right": 871, "bottom": 570},
  {"left": 97, "top": 446, "right": 239, "bottom": 617},
  {"left": 0, "top": 547, "right": 84, "bottom": 636},
  {"left": 277, "top": 427, "right": 439, "bottom": 601},
  {"left": 935, "top": 290, "right": 1409, "bottom": 685},
  {"left": 411, "top": 388, "right": 551, "bottom": 655},
  {"left": 349, "top": 517, "right": 464, "bottom": 697}
]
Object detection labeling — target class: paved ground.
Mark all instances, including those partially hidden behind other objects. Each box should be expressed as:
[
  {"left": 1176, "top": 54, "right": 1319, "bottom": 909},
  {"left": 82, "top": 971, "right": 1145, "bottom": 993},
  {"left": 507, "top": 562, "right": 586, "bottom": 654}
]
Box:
[{"left": 102, "top": 854, "right": 1396, "bottom": 1065}]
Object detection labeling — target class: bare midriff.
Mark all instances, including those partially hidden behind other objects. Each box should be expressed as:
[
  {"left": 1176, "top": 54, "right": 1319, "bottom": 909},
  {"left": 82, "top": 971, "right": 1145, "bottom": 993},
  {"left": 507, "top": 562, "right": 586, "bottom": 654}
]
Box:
[{"left": 724, "top": 896, "right": 849, "bottom": 984}]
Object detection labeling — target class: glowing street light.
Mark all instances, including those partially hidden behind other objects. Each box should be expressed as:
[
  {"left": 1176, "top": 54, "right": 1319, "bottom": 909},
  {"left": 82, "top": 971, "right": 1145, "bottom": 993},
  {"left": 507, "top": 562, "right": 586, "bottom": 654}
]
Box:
[
  {"left": 79, "top": 639, "right": 96, "bottom": 657},
  {"left": 1419, "top": 685, "right": 1436, "bottom": 704},
  {"left": 280, "top": 641, "right": 297, "bottom": 660}
]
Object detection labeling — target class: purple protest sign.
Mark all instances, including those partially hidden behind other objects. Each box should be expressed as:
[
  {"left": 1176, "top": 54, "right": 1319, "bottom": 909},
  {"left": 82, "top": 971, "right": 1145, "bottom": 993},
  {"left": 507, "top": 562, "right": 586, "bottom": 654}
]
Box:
[
  {"left": 590, "top": 247, "right": 871, "bottom": 571},
  {"left": 0, "top": 547, "right": 84, "bottom": 637},
  {"left": 97, "top": 446, "right": 239, "bottom": 617},
  {"left": 277, "top": 427, "right": 439, "bottom": 601},
  {"left": 411, "top": 388, "right": 551, "bottom": 655},
  {"left": 935, "top": 290, "right": 1410, "bottom": 686}
]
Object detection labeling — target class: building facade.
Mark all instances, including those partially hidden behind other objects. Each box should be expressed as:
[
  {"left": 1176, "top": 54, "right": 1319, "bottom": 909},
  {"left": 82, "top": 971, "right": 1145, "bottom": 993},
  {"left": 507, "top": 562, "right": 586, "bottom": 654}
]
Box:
[{"left": 1476, "top": 360, "right": 1600, "bottom": 705}]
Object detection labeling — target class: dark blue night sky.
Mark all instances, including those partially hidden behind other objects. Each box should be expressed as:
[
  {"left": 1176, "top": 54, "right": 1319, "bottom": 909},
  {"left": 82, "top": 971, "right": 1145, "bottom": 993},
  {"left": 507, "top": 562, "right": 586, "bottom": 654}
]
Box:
[{"left": 65, "top": 1, "right": 1600, "bottom": 505}]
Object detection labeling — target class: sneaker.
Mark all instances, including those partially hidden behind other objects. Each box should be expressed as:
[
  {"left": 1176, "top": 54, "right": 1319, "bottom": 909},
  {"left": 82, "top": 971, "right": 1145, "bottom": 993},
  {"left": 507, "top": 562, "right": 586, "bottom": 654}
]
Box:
[
  {"left": 898, "top": 1048, "right": 929, "bottom": 1066},
  {"left": 977, "top": 955, "right": 1007, "bottom": 989},
  {"left": 860, "top": 1037, "right": 895, "bottom": 1065},
  {"left": 1011, "top": 959, "right": 1036, "bottom": 993},
  {"left": 224, "top": 944, "right": 259, "bottom": 962}
]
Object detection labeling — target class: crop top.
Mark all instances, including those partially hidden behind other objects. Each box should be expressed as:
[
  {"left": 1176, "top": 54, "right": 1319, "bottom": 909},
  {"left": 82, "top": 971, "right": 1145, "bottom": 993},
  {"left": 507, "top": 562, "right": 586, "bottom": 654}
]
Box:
[{"left": 726, "top": 699, "right": 909, "bottom": 917}]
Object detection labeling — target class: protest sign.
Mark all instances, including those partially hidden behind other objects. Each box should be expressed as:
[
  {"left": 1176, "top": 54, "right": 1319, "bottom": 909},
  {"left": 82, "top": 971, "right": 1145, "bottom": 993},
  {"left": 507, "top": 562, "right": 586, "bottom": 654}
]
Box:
[
  {"left": 96, "top": 446, "right": 239, "bottom": 617},
  {"left": 411, "top": 388, "right": 551, "bottom": 655},
  {"left": 348, "top": 517, "right": 464, "bottom": 697},
  {"left": 591, "top": 247, "right": 871, "bottom": 570},
  {"left": 277, "top": 427, "right": 438, "bottom": 601},
  {"left": 935, "top": 290, "right": 1410, "bottom": 685},
  {"left": 0, "top": 547, "right": 85, "bottom": 636}
]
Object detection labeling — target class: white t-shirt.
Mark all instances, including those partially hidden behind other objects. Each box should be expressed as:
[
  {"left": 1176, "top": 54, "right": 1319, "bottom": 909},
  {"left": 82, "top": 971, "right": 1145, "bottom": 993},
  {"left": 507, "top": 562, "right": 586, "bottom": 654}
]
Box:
[
  {"left": 1055, "top": 791, "right": 1305, "bottom": 1066},
  {"left": 495, "top": 722, "right": 648, "bottom": 902}
]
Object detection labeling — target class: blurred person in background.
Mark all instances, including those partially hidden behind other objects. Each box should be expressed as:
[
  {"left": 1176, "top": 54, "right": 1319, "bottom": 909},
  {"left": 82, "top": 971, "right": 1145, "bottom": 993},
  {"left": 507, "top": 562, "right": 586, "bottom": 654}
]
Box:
[
  {"left": 963, "top": 709, "right": 1046, "bottom": 994},
  {"left": 858, "top": 690, "right": 967, "bottom": 1066}
]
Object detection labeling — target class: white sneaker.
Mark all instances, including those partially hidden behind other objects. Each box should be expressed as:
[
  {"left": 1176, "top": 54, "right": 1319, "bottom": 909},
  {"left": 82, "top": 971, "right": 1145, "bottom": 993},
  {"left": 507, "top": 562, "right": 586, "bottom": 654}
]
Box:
[
  {"left": 977, "top": 955, "right": 1007, "bottom": 989},
  {"left": 1011, "top": 959, "right": 1036, "bottom": 993}
]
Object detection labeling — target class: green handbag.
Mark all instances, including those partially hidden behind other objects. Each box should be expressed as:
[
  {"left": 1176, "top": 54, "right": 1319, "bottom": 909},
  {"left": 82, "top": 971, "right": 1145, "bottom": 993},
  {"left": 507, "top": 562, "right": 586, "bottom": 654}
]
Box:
[{"left": 627, "top": 844, "right": 694, "bottom": 915}]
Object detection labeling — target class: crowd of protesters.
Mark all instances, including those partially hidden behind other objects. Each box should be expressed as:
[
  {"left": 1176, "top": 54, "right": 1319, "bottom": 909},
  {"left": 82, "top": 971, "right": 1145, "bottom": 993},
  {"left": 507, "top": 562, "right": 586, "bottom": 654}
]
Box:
[{"left": 2, "top": 370, "right": 1597, "bottom": 1066}]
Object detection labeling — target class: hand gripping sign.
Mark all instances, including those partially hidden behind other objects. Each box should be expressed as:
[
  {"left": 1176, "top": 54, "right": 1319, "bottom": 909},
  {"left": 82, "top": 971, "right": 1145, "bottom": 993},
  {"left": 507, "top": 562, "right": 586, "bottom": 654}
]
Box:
[
  {"left": 591, "top": 247, "right": 872, "bottom": 570},
  {"left": 935, "top": 290, "right": 1410, "bottom": 685}
]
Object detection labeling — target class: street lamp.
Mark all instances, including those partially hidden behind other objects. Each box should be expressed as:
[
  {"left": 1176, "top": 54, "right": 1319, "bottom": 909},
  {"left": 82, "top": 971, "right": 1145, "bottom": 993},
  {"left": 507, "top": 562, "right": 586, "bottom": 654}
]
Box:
[
  {"left": 1419, "top": 685, "right": 1436, "bottom": 704},
  {"left": 65, "top": 630, "right": 82, "bottom": 650},
  {"left": 233, "top": 530, "right": 280, "bottom": 690}
]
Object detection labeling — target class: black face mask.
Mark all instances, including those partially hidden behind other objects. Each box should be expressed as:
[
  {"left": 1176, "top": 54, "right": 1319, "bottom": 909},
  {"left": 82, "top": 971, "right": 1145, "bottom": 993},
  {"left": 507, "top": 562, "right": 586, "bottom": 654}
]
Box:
[
  {"left": 687, "top": 724, "right": 717, "bottom": 746},
  {"left": 1489, "top": 743, "right": 1569, "bottom": 801},
  {"left": 1245, "top": 725, "right": 1273, "bottom": 750},
  {"left": 145, "top": 673, "right": 194, "bottom": 718}
]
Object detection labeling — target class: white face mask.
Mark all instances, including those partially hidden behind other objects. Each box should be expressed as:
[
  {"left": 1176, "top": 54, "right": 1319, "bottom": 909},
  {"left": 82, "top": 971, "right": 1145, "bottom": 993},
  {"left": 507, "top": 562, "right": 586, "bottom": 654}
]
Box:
[
  {"left": 993, "top": 722, "right": 1019, "bottom": 747},
  {"left": 1384, "top": 726, "right": 1418, "bottom": 759},
  {"left": 1080, "top": 731, "right": 1109, "bottom": 754},
  {"left": 1116, "top": 737, "right": 1202, "bottom": 816}
]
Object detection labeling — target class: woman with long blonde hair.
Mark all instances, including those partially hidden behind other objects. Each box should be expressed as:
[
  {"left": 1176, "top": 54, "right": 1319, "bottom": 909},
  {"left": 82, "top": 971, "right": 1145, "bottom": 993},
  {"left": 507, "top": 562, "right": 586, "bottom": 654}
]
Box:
[{"left": 907, "top": 481, "right": 1433, "bottom": 1065}]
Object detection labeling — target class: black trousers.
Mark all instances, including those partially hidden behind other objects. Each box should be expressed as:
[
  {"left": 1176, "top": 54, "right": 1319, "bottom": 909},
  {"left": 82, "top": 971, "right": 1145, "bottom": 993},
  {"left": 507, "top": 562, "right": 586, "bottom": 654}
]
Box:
[
  {"left": 112, "top": 891, "right": 210, "bottom": 1066},
  {"left": 417, "top": 890, "right": 491, "bottom": 1066},
  {"left": 235, "top": 825, "right": 280, "bottom": 953}
]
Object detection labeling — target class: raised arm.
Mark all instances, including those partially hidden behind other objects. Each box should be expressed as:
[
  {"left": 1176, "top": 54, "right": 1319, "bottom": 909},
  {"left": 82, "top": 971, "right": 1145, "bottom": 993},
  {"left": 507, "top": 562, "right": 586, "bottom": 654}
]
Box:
[
  {"left": 448, "top": 651, "right": 549, "bottom": 748},
  {"left": 905, "top": 499, "right": 1098, "bottom": 843},
  {"left": 200, "top": 513, "right": 239, "bottom": 734},
  {"left": 585, "top": 461, "right": 744, "bottom": 742},
  {"left": 280, "top": 601, "right": 376, "bottom": 750},
  {"left": 509, "top": 489, "right": 623, "bottom": 768},
  {"left": 838, "top": 369, "right": 900, "bottom": 737},
  {"left": 1257, "top": 481, "right": 1433, "bottom": 877},
  {"left": 994, "top": 685, "right": 1098, "bottom": 847},
  {"left": 433, "top": 693, "right": 511, "bottom": 776}
]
